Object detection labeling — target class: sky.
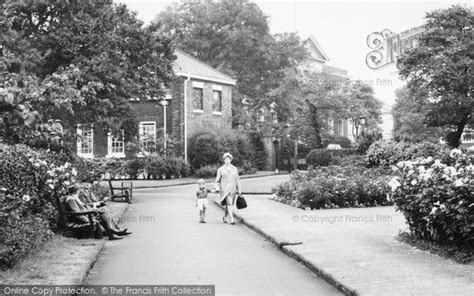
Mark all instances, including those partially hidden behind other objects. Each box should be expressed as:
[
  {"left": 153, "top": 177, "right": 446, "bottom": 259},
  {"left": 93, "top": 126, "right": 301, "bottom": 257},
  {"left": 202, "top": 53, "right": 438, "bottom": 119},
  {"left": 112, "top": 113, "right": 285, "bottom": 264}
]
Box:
[{"left": 116, "top": 0, "right": 470, "bottom": 111}]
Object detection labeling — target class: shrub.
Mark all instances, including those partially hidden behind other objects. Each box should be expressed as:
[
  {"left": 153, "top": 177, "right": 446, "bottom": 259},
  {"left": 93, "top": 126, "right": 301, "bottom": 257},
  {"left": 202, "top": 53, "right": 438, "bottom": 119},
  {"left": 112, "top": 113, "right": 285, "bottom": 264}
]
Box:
[
  {"left": 188, "top": 133, "right": 220, "bottom": 169},
  {"left": 307, "top": 149, "right": 358, "bottom": 167},
  {"left": 145, "top": 157, "right": 166, "bottom": 179},
  {"left": 189, "top": 129, "right": 259, "bottom": 170},
  {"left": 125, "top": 159, "right": 144, "bottom": 179},
  {"left": 365, "top": 140, "right": 450, "bottom": 167},
  {"left": 248, "top": 131, "right": 268, "bottom": 170},
  {"left": 194, "top": 165, "right": 218, "bottom": 178},
  {"left": 390, "top": 150, "right": 473, "bottom": 251},
  {"left": 0, "top": 214, "right": 53, "bottom": 269},
  {"left": 273, "top": 166, "right": 393, "bottom": 209},
  {"left": 356, "top": 131, "right": 383, "bottom": 154},
  {"left": 322, "top": 135, "right": 352, "bottom": 149},
  {"left": 0, "top": 143, "right": 77, "bottom": 268},
  {"left": 306, "top": 149, "right": 332, "bottom": 166}
]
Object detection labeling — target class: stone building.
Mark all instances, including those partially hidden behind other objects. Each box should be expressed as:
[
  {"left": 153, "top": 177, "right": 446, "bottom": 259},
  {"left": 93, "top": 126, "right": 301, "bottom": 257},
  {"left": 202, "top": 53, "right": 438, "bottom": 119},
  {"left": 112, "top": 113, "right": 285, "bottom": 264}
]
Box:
[{"left": 74, "top": 50, "right": 235, "bottom": 159}]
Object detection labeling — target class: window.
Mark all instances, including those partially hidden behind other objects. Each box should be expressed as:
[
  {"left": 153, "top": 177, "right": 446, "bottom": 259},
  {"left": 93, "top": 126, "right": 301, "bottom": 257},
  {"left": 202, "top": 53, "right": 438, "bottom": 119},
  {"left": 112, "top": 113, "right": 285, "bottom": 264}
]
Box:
[
  {"left": 271, "top": 111, "right": 278, "bottom": 123},
  {"left": 212, "top": 90, "right": 222, "bottom": 113},
  {"left": 107, "top": 130, "right": 125, "bottom": 158},
  {"left": 192, "top": 87, "right": 203, "bottom": 110},
  {"left": 139, "top": 122, "right": 156, "bottom": 153},
  {"left": 257, "top": 108, "right": 265, "bottom": 122},
  {"left": 77, "top": 124, "right": 93, "bottom": 158},
  {"left": 334, "top": 119, "right": 343, "bottom": 136}
]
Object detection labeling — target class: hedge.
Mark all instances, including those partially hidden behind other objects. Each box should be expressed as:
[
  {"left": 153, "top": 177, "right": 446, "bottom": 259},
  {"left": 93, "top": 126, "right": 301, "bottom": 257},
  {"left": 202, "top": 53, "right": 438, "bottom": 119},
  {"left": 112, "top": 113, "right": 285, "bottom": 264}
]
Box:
[{"left": 306, "top": 148, "right": 358, "bottom": 167}]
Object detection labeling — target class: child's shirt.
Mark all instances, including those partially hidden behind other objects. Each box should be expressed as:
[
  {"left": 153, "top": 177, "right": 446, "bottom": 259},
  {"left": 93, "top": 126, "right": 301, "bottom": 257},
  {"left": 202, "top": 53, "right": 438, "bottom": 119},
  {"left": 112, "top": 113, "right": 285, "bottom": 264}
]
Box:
[{"left": 196, "top": 188, "right": 211, "bottom": 199}]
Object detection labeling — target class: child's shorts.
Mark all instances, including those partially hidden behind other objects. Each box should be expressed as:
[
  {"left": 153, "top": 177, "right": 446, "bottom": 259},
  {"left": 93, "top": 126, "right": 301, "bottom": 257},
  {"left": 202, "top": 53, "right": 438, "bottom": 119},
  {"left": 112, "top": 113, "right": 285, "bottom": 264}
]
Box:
[{"left": 197, "top": 198, "right": 208, "bottom": 210}]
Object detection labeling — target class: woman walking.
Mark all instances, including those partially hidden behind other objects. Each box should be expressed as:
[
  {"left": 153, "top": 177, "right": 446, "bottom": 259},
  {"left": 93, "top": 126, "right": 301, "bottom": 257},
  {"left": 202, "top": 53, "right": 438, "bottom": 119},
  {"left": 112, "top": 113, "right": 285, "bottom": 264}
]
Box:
[{"left": 215, "top": 152, "right": 241, "bottom": 225}]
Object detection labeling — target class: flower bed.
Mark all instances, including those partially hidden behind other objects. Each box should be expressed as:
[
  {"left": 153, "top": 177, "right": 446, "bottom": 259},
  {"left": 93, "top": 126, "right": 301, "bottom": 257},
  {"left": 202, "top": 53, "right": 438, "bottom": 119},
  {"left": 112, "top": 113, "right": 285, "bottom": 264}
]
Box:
[
  {"left": 0, "top": 144, "right": 77, "bottom": 269},
  {"left": 389, "top": 149, "right": 473, "bottom": 253},
  {"left": 272, "top": 166, "right": 393, "bottom": 209}
]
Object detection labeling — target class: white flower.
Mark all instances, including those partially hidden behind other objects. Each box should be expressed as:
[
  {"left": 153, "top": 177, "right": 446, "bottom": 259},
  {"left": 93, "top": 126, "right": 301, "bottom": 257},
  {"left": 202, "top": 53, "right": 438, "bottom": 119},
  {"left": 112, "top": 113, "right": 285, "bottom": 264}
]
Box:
[
  {"left": 64, "top": 162, "right": 71, "bottom": 168},
  {"left": 34, "top": 162, "right": 40, "bottom": 167},
  {"left": 407, "top": 169, "right": 415, "bottom": 176},
  {"left": 429, "top": 207, "right": 437, "bottom": 215},
  {"left": 64, "top": 180, "right": 70, "bottom": 186},
  {"left": 411, "top": 179, "right": 417, "bottom": 185},
  {"left": 432, "top": 160, "right": 445, "bottom": 168},
  {"left": 454, "top": 179, "right": 464, "bottom": 187},
  {"left": 71, "top": 168, "right": 77, "bottom": 176},
  {"left": 22, "top": 195, "right": 31, "bottom": 202},
  {"left": 48, "top": 184, "right": 54, "bottom": 189},
  {"left": 443, "top": 166, "right": 457, "bottom": 176},
  {"left": 419, "top": 172, "right": 431, "bottom": 181},
  {"left": 434, "top": 201, "right": 440, "bottom": 206},
  {"left": 449, "top": 148, "right": 462, "bottom": 158},
  {"left": 418, "top": 166, "right": 426, "bottom": 173},
  {"left": 388, "top": 177, "right": 401, "bottom": 192},
  {"left": 440, "top": 204, "right": 446, "bottom": 210}
]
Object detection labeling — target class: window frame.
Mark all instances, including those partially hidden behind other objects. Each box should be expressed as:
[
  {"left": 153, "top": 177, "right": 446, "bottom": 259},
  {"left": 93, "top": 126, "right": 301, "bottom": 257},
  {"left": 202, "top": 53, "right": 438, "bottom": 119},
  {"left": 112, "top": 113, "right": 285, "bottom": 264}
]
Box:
[
  {"left": 106, "top": 130, "right": 125, "bottom": 158},
  {"left": 77, "top": 124, "right": 94, "bottom": 158},
  {"left": 139, "top": 121, "right": 157, "bottom": 153}
]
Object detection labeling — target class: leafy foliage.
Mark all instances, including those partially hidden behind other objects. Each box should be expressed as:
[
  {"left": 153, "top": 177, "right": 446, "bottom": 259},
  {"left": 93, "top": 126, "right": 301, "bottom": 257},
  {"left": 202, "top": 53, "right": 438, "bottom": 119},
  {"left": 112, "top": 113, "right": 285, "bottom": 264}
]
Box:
[
  {"left": 390, "top": 151, "right": 473, "bottom": 251},
  {"left": 392, "top": 85, "right": 445, "bottom": 143},
  {"left": 154, "top": 0, "right": 307, "bottom": 116},
  {"left": 397, "top": 5, "right": 474, "bottom": 147},
  {"left": 188, "top": 128, "right": 258, "bottom": 169},
  {"left": 272, "top": 166, "right": 393, "bottom": 210},
  {"left": 0, "top": 143, "right": 77, "bottom": 268},
  {"left": 1, "top": 0, "right": 175, "bottom": 143},
  {"left": 365, "top": 140, "right": 450, "bottom": 167}
]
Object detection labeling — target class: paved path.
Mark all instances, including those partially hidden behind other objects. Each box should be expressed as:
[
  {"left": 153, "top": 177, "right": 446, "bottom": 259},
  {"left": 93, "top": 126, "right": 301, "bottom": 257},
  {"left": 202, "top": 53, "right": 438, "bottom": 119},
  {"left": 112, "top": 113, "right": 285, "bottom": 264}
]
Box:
[
  {"left": 85, "top": 183, "right": 340, "bottom": 295},
  {"left": 230, "top": 195, "right": 474, "bottom": 296}
]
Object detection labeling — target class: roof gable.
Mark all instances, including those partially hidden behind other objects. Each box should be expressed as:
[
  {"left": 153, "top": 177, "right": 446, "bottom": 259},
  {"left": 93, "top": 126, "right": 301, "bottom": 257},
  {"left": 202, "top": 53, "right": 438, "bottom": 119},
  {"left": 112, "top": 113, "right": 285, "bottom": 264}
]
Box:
[
  {"left": 303, "top": 35, "right": 330, "bottom": 63},
  {"left": 173, "top": 50, "right": 236, "bottom": 85}
]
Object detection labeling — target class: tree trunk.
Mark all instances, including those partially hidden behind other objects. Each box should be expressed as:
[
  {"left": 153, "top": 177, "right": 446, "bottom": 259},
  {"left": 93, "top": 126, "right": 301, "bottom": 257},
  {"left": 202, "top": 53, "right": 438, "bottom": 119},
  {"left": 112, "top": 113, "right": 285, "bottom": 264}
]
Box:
[{"left": 446, "top": 119, "right": 468, "bottom": 148}]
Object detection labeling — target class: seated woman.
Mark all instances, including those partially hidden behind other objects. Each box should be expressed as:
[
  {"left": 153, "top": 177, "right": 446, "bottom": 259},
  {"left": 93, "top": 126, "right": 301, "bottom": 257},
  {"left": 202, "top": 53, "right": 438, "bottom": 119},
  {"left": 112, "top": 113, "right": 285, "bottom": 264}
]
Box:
[{"left": 66, "top": 184, "right": 131, "bottom": 240}]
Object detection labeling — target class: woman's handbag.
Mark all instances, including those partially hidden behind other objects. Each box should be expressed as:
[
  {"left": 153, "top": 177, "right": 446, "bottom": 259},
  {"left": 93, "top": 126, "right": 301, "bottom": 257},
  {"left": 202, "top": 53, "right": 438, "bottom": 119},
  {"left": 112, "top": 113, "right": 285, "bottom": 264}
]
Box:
[{"left": 236, "top": 194, "right": 247, "bottom": 209}]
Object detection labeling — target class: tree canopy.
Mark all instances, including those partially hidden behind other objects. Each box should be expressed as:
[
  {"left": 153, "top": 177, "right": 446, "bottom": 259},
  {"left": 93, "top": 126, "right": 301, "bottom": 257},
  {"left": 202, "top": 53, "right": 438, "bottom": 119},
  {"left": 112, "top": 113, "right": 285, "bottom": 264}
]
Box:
[
  {"left": 153, "top": 0, "right": 307, "bottom": 104},
  {"left": 392, "top": 84, "right": 444, "bottom": 142},
  {"left": 0, "top": 0, "right": 175, "bottom": 144},
  {"left": 397, "top": 5, "right": 473, "bottom": 147},
  {"left": 269, "top": 69, "right": 382, "bottom": 148}
]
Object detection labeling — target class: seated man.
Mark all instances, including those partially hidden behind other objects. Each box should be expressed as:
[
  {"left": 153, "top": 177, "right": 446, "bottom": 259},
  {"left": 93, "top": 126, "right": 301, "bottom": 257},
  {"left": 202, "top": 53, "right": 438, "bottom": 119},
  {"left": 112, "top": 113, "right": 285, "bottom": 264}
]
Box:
[
  {"left": 66, "top": 185, "right": 130, "bottom": 240},
  {"left": 77, "top": 181, "right": 132, "bottom": 236}
]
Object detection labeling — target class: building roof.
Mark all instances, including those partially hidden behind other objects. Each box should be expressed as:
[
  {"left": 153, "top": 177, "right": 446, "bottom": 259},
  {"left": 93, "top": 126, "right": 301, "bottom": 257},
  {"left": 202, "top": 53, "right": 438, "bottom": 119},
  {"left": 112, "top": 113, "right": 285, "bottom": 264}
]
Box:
[
  {"left": 303, "top": 35, "right": 330, "bottom": 63},
  {"left": 173, "top": 50, "right": 236, "bottom": 86}
]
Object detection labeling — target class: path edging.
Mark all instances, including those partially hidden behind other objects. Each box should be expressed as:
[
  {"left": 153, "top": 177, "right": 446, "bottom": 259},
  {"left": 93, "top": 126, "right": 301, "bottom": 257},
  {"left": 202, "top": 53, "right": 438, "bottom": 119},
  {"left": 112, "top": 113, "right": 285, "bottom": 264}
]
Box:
[
  {"left": 79, "top": 202, "right": 130, "bottom": 284},
  {"left": 212, "top": 199, "right": 358, "bottom": 296}
]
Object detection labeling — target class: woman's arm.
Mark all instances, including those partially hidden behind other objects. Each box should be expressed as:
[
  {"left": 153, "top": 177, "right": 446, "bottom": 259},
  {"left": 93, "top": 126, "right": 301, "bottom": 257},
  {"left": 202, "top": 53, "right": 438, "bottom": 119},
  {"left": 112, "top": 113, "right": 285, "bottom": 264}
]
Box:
[
  {"left": 235, "top": 167, "right": 242, "bottom": 195},
  {"left": 214, "top": 167, "right": 222, "bottom": 190}
]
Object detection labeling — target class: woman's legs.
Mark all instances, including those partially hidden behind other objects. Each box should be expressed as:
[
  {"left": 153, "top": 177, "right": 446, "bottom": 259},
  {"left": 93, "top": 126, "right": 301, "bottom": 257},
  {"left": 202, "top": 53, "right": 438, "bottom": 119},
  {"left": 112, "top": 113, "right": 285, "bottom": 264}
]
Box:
[{"left": 226, "top": 194, "right": 236, "bottom": 224}]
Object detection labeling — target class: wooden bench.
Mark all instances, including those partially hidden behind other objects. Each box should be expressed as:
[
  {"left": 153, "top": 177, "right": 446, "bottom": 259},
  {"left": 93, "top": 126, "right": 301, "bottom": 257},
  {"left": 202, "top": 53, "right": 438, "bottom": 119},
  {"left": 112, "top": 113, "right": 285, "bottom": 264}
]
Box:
[
  {"left": 108, "top": 180, "right": 133, "bottom": 203},
  {"left": 56, "top": 195, "right": 103, "bottom": 239}
]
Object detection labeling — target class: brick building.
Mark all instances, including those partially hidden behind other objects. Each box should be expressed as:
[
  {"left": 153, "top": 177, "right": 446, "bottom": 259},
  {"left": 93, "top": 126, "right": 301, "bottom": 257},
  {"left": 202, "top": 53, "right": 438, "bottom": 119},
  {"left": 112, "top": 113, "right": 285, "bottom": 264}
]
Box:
[{"left": 74, "top": 50, "right": 236, "bottom": 159}]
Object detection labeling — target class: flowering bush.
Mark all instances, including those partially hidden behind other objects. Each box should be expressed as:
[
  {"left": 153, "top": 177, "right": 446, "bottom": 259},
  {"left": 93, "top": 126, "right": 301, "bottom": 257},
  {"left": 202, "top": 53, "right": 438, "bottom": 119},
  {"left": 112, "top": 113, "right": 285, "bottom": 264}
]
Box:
[
  {"left": 0, "top": 143, "right": 77, "bottom": 268},
  {"left": 273, "top": 166, "right": 393, "bottom": 209},
  {"left": 365, "top": 140, "right": 450, "bottom": 167},
  {"left": 390, "top": 149, "right": 473, "bottom": 250}
]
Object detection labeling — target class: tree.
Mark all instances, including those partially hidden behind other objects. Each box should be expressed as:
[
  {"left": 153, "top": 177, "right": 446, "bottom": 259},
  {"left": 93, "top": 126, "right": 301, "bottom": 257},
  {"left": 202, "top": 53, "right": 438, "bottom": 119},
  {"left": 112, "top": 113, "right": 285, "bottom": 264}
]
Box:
[
  {"left": 392, "top": 85, "right": 444, "bottom": 142},
  {"left": 154, "top": 0, "right": 307, "bottom": 112},
  {"left": 0, "top": 0, "right": 175, "bottom": 144},
  {"left": 269, "top": 70, "right": 382, "bottom": 149},
  {"left": 397, "top": 5, "right": 473, "bottom": 147}
]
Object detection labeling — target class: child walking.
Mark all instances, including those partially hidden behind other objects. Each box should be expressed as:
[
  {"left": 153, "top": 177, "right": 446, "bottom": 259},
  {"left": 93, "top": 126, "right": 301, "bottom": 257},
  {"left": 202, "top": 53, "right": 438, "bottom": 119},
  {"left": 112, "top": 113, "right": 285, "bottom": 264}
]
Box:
[{"left": 195, "top": 179, "right": 211, "bottom": 223}]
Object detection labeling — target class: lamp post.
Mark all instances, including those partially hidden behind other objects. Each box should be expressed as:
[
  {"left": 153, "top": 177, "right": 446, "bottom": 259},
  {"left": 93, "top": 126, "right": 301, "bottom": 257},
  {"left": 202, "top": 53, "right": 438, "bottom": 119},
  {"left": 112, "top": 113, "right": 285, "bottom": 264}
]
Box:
[{"left": 160, "top": 98, "right": 170, "bottom": 153}]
